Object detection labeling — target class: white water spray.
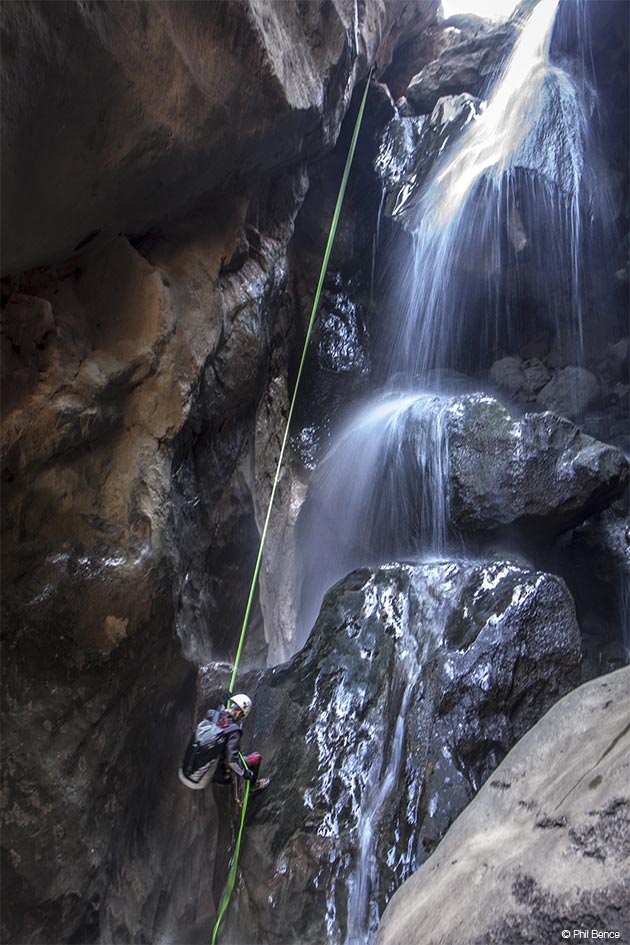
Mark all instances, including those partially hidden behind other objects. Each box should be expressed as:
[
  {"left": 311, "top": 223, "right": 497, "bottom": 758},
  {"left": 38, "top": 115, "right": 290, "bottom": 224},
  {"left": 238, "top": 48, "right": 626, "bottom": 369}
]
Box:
[
  {"left": 297, "top": 393, "right": 454, "bottom": 640},
  {"left": 384, "top": 0, "right": 595, "bottom": 380}
]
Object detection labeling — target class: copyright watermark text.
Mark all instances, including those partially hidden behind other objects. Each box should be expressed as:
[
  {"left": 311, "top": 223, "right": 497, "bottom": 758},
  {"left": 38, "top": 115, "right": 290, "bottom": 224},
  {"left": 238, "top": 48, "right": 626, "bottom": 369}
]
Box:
[{"left": 561, "top": 932, "right": 621, "bottom": 941}]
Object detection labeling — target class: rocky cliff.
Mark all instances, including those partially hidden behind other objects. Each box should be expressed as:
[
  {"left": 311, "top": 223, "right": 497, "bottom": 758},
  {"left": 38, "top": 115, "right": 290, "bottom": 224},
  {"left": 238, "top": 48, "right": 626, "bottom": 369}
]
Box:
[
  {"left": 1, "top": 3, "right": 441, "bottom": 943},
  {"left": 1, "top": 2, "right": 628, "bottom": 944}
]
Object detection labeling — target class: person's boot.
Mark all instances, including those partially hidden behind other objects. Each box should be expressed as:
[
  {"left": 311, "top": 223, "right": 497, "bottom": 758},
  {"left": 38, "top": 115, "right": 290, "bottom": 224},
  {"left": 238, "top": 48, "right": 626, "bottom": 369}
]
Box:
[{"left": 251, "top": 778, "right": 270, "bottom": 793}]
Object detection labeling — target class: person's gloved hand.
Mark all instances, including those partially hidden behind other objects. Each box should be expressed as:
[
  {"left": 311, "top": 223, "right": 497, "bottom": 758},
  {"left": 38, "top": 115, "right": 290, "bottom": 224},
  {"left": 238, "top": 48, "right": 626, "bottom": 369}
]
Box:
[{"left": 242, "top": 768, "right": 255, "bottom": 782}]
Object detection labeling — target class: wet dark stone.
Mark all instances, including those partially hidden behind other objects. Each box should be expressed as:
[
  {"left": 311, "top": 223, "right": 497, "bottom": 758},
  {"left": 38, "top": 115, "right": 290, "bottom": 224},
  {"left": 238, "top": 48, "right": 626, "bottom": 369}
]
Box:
[
  {"left": 404, "top": 23, "right": 516, "bottom": 115},
  {"left": 196, "top": 558, "right": 580, "bottom": 945},
  {"left": 375, "top": 94, "right": 481, "bottom": 223},
  {"left": 446, "top": 395, "right": 629, "bottom": 536}
]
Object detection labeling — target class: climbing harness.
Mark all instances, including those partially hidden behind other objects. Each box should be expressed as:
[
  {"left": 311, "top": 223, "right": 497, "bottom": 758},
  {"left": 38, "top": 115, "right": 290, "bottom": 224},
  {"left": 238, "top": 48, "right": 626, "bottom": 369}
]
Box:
[{"left": 210, "top": 68, "right": 373, "bottom": 945}]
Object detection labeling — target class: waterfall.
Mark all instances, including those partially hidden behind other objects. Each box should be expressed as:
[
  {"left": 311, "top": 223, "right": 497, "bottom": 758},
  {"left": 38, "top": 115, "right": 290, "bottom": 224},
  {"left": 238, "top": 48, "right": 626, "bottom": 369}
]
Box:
[
  {"left": 304, "top": 569, "right": 437, "bottom": 945},
  {"left": 296, "top": 0, "right": 614, "bottom": 940},
  {"left": 432, "top": 0, "right": 565, "bottom": 226},
  {"left": 298, "top": 0, "right": 607, "bottom": 641},
  {"left": 296, "top": 393, "right": 454, "bottom": 641},
  {"left": 344, "top": 681, "right": 414, "bottom": 945},
  {"left": 383, "top": 0, "right": 604, "bottom": 382}
]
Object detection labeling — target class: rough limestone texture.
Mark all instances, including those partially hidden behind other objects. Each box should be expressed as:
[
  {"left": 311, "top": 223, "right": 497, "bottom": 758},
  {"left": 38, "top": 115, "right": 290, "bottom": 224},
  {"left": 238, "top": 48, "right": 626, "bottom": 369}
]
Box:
[
  {"left": 377, "top": 666, "right": 630, "bottom": 945},
  {"left": 404, "top": 21, "right": 516, "bottom": 114},
  {"left": 0, "top": 0, "right": 438, "bottom": 275},
  {"left": 192, "top": 559, "right": 581, "bottom": 945},
  {"left": 446, "top": 394, "right": 629, "bottom": 536}
]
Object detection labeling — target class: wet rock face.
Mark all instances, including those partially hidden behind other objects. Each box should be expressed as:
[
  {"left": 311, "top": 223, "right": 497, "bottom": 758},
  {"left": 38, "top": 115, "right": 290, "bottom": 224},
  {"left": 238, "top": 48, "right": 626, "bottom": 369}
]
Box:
[
  {"left": 375, "top": 93, "right": 481, "bottom": 221},
  {"left": 554, "top": 503, "right": 630, "bottom": 672},
  {"left": 199, "top": 559, "right": 581, "bottom": 945},
  {"left": 1, "top": 574, "right": 198, "bottom": 945},
  {"left": 377, "top": 666, "right": 630, "bottom": 945},
  {"left": 1, "top": 179, "right": 303, "bottom": 670},
  {"left": 446, "top": 394, "right": 628, "bottom": 536}
]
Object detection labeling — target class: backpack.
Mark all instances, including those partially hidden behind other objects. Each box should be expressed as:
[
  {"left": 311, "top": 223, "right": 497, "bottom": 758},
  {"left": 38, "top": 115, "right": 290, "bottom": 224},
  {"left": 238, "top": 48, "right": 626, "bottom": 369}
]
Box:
[
  {"left": 181, "top": 709, "right": 239, "bottom": 784},
  {"left": 195, "top": 710, "right": 227, "bottom": 750}
]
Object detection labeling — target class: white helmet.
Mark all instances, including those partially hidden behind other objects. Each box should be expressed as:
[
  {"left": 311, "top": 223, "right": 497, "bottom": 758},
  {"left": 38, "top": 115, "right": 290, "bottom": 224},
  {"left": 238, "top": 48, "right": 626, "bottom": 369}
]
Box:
[{"left": 230, "top": 693, "right": 252, "bottom": 718}]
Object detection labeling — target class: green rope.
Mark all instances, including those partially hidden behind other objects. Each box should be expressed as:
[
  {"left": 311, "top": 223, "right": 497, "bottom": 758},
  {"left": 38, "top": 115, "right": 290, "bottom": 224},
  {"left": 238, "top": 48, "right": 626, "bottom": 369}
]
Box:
[
  {"left": 211, "top": 70, "right": 372, "bottom": 945},
  {"left": 211, "top": 781, "right": 251, "bottom": 945},
  {"left": 228, "top": 68, "right": 372, "bottom": 694}
]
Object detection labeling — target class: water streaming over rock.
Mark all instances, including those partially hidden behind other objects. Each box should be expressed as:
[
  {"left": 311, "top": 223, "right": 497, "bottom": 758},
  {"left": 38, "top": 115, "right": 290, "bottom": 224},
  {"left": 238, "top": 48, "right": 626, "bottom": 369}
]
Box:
[
  {"left": 379, "top": 0, "right": 612, "bottom": 381},
  {"left": 294, "top": 2, "right": 617, "bottom": 940},
  {"left": 343, "top": 663, "right": 417, "bottom": 945},
  {"left": 296, "top": 392, "right": 454, "bottom": 639}
]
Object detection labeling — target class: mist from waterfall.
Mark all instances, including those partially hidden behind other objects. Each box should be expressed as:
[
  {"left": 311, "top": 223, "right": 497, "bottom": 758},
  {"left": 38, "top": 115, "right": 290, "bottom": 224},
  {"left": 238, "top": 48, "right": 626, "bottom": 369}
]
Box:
[
  {"left": 296, "top": 393, "right": 454, "bottom": 641},
  {"left": 382, "top": 0, "right": 609, "bottom": 382},
  {"left": 294, "top": 1, "right": 614, "bottom": 942}
]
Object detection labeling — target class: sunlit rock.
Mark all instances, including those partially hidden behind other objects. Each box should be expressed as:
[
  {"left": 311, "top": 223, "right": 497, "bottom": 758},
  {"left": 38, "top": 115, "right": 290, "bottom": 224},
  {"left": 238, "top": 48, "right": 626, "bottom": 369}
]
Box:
[{"left": 377, "top": 666, "right": 630, "bottom": 945}]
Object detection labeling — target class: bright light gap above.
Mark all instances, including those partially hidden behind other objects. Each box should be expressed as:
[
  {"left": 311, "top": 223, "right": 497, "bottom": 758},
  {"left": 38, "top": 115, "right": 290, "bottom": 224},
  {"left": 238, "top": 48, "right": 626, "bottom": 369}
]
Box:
[{"left": 441, "top": 0, "right": 518, "bottom": 23}]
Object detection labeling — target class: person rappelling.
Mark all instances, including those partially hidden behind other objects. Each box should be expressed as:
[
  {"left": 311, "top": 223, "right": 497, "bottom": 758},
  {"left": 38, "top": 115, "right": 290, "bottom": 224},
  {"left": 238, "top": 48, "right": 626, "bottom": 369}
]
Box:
[
  {"left": 204, "top": 72, "right": 372, "bottom": 945},
  {"left": 179, "top": 693, "right": 270, "bottom": 793}
]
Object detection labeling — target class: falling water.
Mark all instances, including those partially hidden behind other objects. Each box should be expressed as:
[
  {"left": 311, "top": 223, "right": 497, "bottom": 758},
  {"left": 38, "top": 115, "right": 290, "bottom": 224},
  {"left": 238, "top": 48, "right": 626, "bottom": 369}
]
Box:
[
  {"left": 299, "top": 0, "right": 608, "bottom": 641},
  {"left": 382, "top": 0, "right": 604, "bottom": 382},
  {"left": 296, "top": 393, "right": 455, "bottom": 640},
  {"left": 295, "top": 1, "right": 614, "bottom": 941},
  {"left": 370, "top": 186, "right": 387, "bottom": 301},
  {"left": 344, "top": 679, "right": 415, "bottom": 945}
]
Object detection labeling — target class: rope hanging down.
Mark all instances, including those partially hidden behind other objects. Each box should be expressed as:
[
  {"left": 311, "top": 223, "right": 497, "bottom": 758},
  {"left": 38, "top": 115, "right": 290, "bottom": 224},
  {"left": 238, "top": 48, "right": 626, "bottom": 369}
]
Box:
[
  {"left": 210, "top": 70, "right": 372, "bottom": 945},
  {"left": 228, "top": 68, "right": 373, "bottom": 693},
  {"left": 211, "top": 781, "right": 250, "bottom": 945}
]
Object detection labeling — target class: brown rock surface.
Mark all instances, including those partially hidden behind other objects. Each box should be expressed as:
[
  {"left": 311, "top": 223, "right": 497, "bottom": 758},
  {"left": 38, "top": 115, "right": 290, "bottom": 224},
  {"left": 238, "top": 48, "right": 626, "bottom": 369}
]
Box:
[
  {"left": 1, "top": 5, "right": 447, "bottom": 941},
  {"left": 377, "top": 666, "right": 630, "bottom": 945},
  {"left": 0, "top": 0, "right": 437, "bottom": 275}
]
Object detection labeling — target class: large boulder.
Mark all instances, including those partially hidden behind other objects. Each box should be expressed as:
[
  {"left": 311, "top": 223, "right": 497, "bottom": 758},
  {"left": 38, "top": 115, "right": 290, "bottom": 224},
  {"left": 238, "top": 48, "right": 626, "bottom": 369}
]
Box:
[
  {"left": 190, "top": 559, "right": 581, "bottom": 945},
  {"left": 537, "top": 365, "right": 602, "bottom": 419},
  {"left": 1, "top": 0, "right": 439, "bottom": 275},
  {"left": 377, "top": 666, "right": 630, "bottom": 945},
  {"left": 447, "top": 395, "right": 628, "bottom": 535},
  {"left": 404, "top": 22, "right": 516, "bottom": 114}
]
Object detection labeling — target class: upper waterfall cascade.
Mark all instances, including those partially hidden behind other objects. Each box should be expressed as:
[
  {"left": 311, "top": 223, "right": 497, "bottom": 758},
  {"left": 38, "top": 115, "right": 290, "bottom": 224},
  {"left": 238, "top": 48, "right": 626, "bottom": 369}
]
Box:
[{"left": 387, "top": 0, "right": 600, "bottom": 382}]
